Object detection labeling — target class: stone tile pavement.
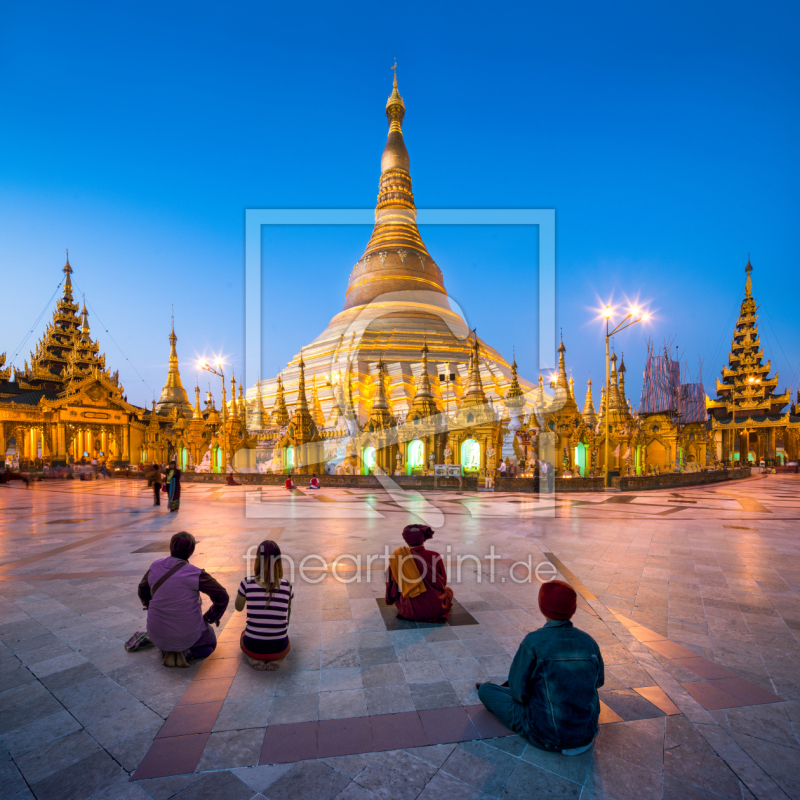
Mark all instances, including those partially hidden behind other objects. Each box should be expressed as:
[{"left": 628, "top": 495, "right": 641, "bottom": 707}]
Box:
[{"left": 0, "top": 474, "right": 798, "bottom": 798}]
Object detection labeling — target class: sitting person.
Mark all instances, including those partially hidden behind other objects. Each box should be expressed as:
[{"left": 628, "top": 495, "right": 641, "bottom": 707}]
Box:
[
  {"left": 138, "top": 531, "right": 229, "bottom": 668},
  {"left": 226, "top": 472, "right": 240, "bottom": 486},
  {"left": 284, "top": 476, "right": 294, "bottom": 490},
  {"left": 236, "top": 539, "right": 293, "bottom": 671},
  {"left": 385, "top": 524, "right": 453, "bottom": 622},
  {"left": 477, "top": 581, "right": 604, "bottom": 756},
  {"left": 309, "top": 474, "right": 320, "bottom": 489}
]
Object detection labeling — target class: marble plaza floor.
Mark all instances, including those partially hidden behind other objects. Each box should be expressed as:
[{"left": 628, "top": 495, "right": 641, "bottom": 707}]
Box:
[{"left": 1, "top": 475, "right": 799, "bottom": 800}]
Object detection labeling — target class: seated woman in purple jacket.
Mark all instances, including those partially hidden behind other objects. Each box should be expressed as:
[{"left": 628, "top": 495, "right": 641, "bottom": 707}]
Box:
[
  {"left": 138, "top": 531, "right": 229, "bottom": 668},
  {"left": 385, "top": 524, "right": 454, "bottom": 623}
]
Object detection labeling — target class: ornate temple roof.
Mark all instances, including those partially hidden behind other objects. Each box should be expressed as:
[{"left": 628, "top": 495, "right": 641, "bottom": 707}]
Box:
[
  {"left": 708, "top": 259, "right": 788, "bottom": 421},
  {"left": 3, "top": 255, "right": 120, "bottom": 397}
]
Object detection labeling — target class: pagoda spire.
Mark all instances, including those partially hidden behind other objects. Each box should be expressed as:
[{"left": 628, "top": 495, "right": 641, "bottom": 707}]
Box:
[
  {"left": 608, "top": 350, "right": 622, "bottom": 410},
  {"left": 63, "top": 250, "right": 73, "bottom": 300},
  {"left": 342, "top": 67, "right": 447, "bottom": 313},
  {"left": 407, "top": 343, "right": 439, "bottom": 421},
  {"left": 296, "top": 355, "right": 310, "bottom": 413},
  {"left": 745, "top": 255, "right": 753, "bottom": 298},
  {"left": 582, "top": 377, "right": 598, "bottom": 428},
  {"left": 416, "top": 343, "right": 434, "bottom": 398},
  {"left": 238, "top": 382, "right": 246, "bottom": 423},
  {"left": 505, "top": 355, "right": 525, "bottom": 411},
  {"left": 229, "top": 370, "right": 239, "bottom": 419},
  {"left": 372, "top": 359, "right": 389, "bottom": 410},
  {"left": 80, "top": 300, "right": 90, "bottom": 337},
  {"left": 250, "top": 378, "right": 265, "bottom": 429},
  {"left": 310, "top": 375, "right": 326, "bottom": 427},
  {"left": 460, "top": 333, "right": 487, "bottom": 407},
  {"left": 155, "top": 322, "right": 193, "bottom": 415},
  {"left": 193, "top": 382, "right": 203, "bottom": 420},
  {"left": 618, "top": 353, "right": 628, "bottom": 405},
  {"left": 272, "top": 374, "right": 289, "bottom": 427},
  {"left": 534, "top": 374, "right": 546, "bottom": 412},
  {"left": 552, "top": 333, "right": 570, "bottom": 405},
  {"left": 366, "top": 358, "right": 395, "bottom": 431}
]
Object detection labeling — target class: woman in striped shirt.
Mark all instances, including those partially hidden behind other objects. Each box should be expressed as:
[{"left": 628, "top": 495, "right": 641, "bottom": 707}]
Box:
[{"left": 235, "top": 540, "right": 293, "bottom": 671}]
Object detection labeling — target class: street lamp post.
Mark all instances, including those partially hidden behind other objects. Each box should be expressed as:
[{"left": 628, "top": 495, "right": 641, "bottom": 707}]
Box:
[
  {"left": 200, "top": 361, "right": 228, "bottom": 474},
  {"left": 602, "top": 305, "right": 649, "bottom": 489}
]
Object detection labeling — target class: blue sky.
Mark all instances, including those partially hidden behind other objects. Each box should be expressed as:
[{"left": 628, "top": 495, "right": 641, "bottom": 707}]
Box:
[{"left": 1, "top": 1, "right": 798, "bottom": 408}]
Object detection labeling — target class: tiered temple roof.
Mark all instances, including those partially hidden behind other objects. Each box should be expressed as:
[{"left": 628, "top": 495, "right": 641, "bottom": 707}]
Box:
[
  {"left": 708, "top": 259, "right": 789, "bottom": 421},
  {"left": 5, "top": 255, "right": 119, "bottom": 397}
]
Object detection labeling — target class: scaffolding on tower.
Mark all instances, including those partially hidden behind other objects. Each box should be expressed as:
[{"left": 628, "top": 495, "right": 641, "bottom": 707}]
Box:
[{"left": 638, "top": 338, "right": 680, "bottom": 414}]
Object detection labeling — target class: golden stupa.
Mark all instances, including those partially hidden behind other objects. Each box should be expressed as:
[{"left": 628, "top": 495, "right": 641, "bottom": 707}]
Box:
[{"left": 250, "top": 71, "right": 534, "bottom": 426}]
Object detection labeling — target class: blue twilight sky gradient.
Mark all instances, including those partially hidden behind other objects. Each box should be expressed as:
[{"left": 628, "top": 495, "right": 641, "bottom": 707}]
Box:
[{"left": 1, "top": 1, "right": 798, "bottom": 409}]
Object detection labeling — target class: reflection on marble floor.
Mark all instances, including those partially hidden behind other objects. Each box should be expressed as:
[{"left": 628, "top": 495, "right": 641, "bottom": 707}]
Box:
[{"left": 0, "top": 474, "right": 798, "bottom": 799}]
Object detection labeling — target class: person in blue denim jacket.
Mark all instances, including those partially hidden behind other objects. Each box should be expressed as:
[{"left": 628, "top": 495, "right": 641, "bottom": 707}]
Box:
[{"left": 477, "top": 580, "right": 604, "bottom": 756}]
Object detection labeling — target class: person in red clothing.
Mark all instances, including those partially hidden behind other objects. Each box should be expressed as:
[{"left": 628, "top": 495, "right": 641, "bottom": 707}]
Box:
[
  {"left": 284, "top": 477, "right": 294, "bottom": 489},
  {"left": 385, "top": 524, "right": 454, "bottom": 622}
]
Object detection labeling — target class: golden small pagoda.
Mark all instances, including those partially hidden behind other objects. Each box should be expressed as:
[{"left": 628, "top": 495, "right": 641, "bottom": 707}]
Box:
[{"left": 155, "top": 324, "right": 193, "bottom": 417}]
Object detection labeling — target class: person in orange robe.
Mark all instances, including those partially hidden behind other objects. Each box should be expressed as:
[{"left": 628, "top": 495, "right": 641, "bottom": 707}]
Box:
[{"left": 385, "top": 524, "right": 454, "bottom": 622}]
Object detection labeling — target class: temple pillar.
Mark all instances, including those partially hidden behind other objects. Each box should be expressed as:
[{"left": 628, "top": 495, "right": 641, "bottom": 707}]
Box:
[
  {"left": 0, "top": 426, "right": 5, "bottom": 462},
  {"left": 101, "top": 430, "right": 108, "bottom": 457},
  {"left": 123, "top": 426, "right": 130, "bottom": 461},
  {"left": 57, "top": 423, "right": 66, "bottom": 458}
]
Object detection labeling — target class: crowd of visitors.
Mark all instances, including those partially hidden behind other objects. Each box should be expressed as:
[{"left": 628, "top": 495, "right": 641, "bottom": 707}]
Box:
[{"left": 129, "top": 523, "right": 603, "bottom": 759}]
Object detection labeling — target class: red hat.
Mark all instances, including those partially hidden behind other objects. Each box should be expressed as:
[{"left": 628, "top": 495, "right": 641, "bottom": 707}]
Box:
[
  {"left": 402, "top": 524, "right": 434, "bottom": 548},
  {"left": 538, "top": 580, "right": 577, "bottom": 620}
]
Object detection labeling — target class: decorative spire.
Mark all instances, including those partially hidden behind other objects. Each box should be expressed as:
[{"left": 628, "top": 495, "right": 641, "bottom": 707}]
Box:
[
  {"left": 156, "top": 321, "right": 193, "bottom": 415},
  {"left": 229, "top": 371, "right": 239, "bottom": 419},
  {"left": 506, "top": 355, "right": 525, "bottom": 410},
  {"left": 386, "top": 60, "right": 405, "bottom": 133},
  {"left": 193, "top": 382, "right": 203, "bottom": 420},
  {"left": 416, "top": 343, "right": 434, "bottom": 398},
  {"left": 618, "top": 353, "right": 628, "bottom": 405},
  {"left": 238, "top": 382, "right": 246, "bottom": 423},
  {"left": 251, "top": 378, "right": 265, "bottom": 429},
  {"left": 63, "top": 250, "right": 73, "bottom": 299},
  {"left": 342, "top": 69, "right": 445, "bottom": 313},
  {"left": 310, "top": 375, "right": 326, "bottom": 427},
  {"left": 582, "top": 377, "right": 598, "bottom": 428},
  {"left": 272, "top": 374, "right": 289, "bottom": 427},
  {"left": 372, "top": 359, "right": 389, "bottom": 410},
  {"left": 745, "top": 255, "right": 753, "bottom": 298},
  {"left": 296, "top": 355, "right": 310, "bottom": 413},
  {"left": 407, "top": 343, "right": 439, "bottom": 421},
  {"left": 220, "top": 377, "right": 228, "bottom": 426},
  {"left": 552, "top": 333, "right": 571, "bottom": 406},
  {"left": 535, "top": 374, "right": 546, "bottom": 410},
  {"left": 79, "top": 298, "right": 90, "bottom": 334},
  {"left": 460, "top": 333, "right": 487, "bottom": 407}
]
